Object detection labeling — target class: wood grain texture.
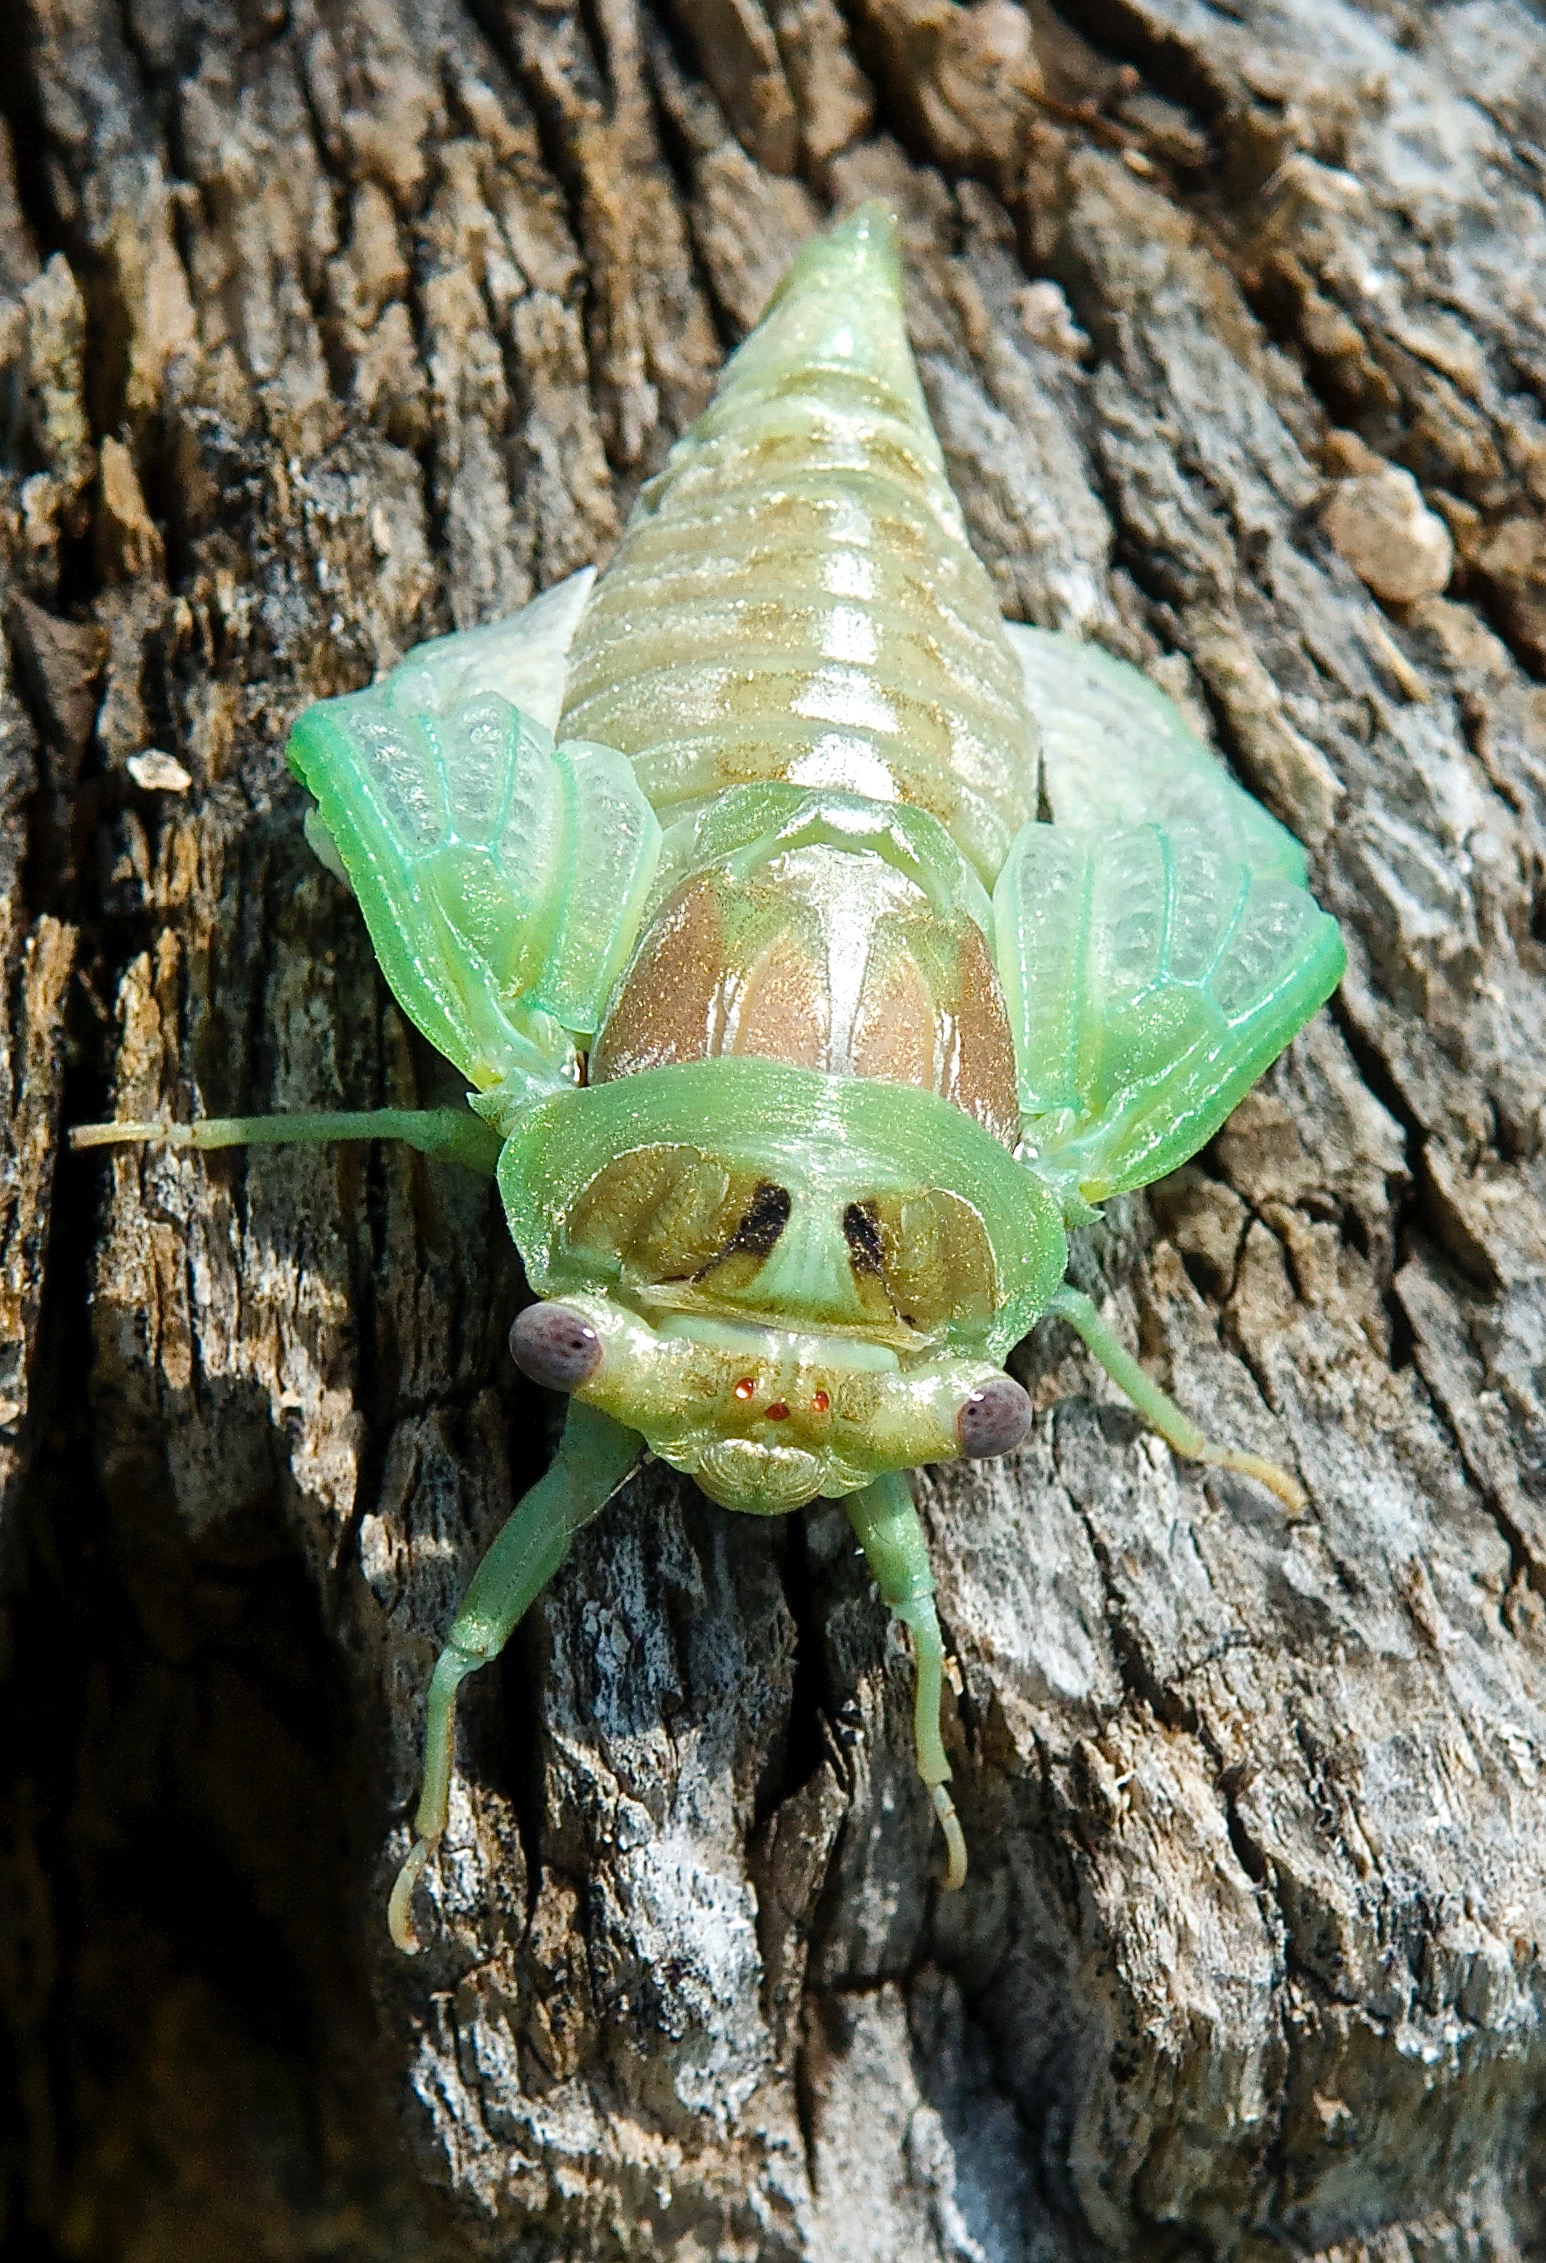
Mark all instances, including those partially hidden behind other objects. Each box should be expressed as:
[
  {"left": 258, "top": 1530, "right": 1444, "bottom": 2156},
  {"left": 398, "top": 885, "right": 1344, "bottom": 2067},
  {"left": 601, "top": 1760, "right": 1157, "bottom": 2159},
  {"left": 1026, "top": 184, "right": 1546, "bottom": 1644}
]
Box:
[{"left": 3, "top": 2, "right": 1545, "bottom": 2257}]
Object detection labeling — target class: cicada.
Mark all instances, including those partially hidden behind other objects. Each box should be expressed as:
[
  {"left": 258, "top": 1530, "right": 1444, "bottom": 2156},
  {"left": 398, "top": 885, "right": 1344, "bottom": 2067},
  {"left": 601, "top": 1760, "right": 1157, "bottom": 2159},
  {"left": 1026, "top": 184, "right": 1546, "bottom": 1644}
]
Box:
[{"left": 77, "top": 204, "right": 1344, "bottom": 1952}]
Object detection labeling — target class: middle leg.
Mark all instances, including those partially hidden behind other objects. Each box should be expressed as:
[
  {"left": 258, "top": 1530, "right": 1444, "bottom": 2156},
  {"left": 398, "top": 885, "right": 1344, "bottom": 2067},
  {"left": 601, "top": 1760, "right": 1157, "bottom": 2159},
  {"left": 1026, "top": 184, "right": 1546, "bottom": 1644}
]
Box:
[{"left": 71, "top": 1105, "right": 505, "bottom": 1175}]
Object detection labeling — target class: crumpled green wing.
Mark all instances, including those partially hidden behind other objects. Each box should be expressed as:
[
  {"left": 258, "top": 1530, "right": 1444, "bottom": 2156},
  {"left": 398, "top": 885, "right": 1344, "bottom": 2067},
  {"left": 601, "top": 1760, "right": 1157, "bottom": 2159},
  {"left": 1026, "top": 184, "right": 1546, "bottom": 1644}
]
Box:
[
  {"left": 995, "top": 629, "right": 1344, "bottom": 1204},
  {"left": 1005, "top": 623, "right": 1307, "bottom": 882},
  {"left": 288, "top": 580, "right": 660, "bottom": 1094},
  {"left": 385, "top": 567, "right": 595, "bottom": 735}
]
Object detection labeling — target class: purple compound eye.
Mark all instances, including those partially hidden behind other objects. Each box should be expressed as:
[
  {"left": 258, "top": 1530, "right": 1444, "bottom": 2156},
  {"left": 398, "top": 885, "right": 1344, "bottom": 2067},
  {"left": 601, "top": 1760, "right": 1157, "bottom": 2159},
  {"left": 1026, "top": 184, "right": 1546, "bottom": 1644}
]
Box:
[
  {"left": 509, "top": 1303, "right": 603, "bottom": 1392},
  {"left": 956, "top": 1374, "right": 1031, "bottom": 1459}
]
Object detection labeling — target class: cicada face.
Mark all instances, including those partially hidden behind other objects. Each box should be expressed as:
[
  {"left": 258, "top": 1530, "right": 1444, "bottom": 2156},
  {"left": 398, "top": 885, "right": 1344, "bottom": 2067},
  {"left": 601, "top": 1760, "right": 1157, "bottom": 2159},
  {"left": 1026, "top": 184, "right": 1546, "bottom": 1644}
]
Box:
[
  {"left": 496, "top": 1055, "right": 1067, "bottom": 1509},
  {"left": 511, "top": 1282, "right": 1025, "bottom": 1514}
]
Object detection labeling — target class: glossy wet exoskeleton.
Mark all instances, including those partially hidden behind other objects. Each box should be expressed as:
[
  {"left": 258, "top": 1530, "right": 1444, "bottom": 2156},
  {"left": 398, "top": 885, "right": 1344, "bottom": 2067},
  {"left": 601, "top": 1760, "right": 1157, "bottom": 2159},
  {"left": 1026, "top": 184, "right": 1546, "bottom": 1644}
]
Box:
[{"left": 77, "top": 205, "right": 1344, "bottom": 1952}]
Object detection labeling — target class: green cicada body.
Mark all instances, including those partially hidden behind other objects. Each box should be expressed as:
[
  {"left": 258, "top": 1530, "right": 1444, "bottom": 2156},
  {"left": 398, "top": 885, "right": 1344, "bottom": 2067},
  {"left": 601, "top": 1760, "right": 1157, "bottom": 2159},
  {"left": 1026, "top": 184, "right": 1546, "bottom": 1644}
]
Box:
[{"left": 79, "top": 205, "right": 1345, "bottom": 1951}]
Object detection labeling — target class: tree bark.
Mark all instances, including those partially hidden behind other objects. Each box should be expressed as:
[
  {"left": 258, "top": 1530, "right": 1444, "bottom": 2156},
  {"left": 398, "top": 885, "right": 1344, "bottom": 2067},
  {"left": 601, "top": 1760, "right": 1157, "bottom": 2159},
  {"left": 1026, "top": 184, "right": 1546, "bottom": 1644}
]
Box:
[{"left": 4, "top": 1, "right": 1546, "bottom": 2256}]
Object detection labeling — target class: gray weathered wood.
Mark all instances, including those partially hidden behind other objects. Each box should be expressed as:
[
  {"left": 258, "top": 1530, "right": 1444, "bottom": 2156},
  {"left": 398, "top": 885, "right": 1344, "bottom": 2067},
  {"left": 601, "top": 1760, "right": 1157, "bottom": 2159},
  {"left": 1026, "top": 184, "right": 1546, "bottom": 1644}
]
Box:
[{"left": 3, "top": 1, "right": 1546, "bottom": 2255}]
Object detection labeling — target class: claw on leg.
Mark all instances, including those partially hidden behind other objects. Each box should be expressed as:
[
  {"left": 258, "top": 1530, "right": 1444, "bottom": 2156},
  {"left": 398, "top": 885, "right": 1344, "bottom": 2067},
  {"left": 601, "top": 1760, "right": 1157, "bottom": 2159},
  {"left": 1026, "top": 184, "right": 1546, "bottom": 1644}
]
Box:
[
  {"left": 931, "top": 1783, "right": 968, "bottom": 1891},
  {"left": 388, "top": 1834, "right": 436, "bottom": 1956},
  {"left": 1202, "top": 1444, "right": 1306, "bottom": 1515}
]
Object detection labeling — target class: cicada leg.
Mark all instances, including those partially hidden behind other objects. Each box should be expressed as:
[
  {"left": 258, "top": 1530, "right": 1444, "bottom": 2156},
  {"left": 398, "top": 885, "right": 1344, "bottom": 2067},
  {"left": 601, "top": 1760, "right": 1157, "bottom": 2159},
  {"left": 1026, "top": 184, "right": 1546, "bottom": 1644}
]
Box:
[
  {"left": 70, "top": 1105, "right": 504, "bottom": 1174},
  {"left": 388, "top": 1402, "right": 641, "bottom": 1955},
  {"left": 843, "top": 1471, "right": 968, "bottom": 1892},
  {"left": 1047, "top": 1284, "right": 1306, "bottom": 1513}
]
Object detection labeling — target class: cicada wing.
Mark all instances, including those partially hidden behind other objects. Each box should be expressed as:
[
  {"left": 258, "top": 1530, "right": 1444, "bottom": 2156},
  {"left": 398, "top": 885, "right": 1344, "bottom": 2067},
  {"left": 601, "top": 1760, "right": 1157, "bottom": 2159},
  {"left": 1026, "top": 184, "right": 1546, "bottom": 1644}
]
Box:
[
  {"left": 386, "top": 568, "right": 595, "bottom": 735},
  {"left": 288, "top": 603, "right": 660, "bottom": 1092},
  {"left": 994, "top": 818, "right": 1344, "bottom": 1204},
  {"left": 1003, "top": 624, "right": 1306, "bottom": 884}
]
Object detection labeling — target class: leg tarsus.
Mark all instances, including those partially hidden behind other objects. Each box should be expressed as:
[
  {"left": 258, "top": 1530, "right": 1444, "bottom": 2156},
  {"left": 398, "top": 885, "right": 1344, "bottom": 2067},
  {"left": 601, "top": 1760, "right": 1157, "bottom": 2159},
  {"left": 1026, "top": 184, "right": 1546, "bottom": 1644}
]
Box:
[
  {"left": 1200, "top": 1443, "right": 1306, "bottom": 1515},
  {"left": 931, "top": 1784, "right": 968, "bottom": 1891},
  {"left": 388, "top": 1836, "right": 432, "bottom": 1955},
  {"left": 387, "top": 1636, "right": 483, "bottom": 1955},
  {"left": 1048, "top": 1284, "right": 1306, "bottom": 1513},
  {"left": 72, "top": 1118, "right": 197, "bottom": 1150},
  {"left": 845, "top": 1472, "right": 968, "bottom": 1891}
]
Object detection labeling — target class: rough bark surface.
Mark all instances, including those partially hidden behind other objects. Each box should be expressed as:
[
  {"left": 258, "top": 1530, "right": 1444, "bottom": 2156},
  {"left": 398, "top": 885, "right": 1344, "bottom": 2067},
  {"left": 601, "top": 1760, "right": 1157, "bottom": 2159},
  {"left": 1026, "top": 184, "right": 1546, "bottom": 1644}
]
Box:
[{"left": 3, "top": 2, "right": 1546, "bottom": 2257}]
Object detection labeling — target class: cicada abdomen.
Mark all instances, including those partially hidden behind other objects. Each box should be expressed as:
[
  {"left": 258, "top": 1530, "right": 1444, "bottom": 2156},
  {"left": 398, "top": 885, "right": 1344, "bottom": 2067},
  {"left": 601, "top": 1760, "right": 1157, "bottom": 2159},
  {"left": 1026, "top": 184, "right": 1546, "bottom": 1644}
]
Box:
[{"left": 558, "top": 205, "right": 1038, "bottom": 885}]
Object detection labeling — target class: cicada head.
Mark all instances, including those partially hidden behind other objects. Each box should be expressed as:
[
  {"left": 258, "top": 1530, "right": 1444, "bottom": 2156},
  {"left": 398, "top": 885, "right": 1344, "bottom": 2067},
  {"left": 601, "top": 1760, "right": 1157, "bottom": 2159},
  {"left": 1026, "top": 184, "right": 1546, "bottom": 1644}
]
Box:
[{"left": 492, "top": 1056, "right": 1067, "bottom": 1510}]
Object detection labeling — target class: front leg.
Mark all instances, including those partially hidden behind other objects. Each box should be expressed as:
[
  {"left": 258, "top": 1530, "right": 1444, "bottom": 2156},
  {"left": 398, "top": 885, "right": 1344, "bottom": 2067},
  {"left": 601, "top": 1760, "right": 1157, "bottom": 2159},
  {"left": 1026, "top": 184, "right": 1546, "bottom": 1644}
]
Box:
[
  {"left": 843, "top": 1471, "right": 968, "bottom": 1891},
  {"left": 388, "top": 1401, "right": 642, "bottom": 1954}
]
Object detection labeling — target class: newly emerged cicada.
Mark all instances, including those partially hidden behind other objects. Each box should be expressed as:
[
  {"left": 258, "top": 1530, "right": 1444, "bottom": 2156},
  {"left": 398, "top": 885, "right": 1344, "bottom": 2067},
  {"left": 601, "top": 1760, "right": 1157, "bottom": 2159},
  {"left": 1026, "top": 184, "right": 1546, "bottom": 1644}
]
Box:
[{"left": 77, "top": 204, "right": 1344, "bottom": 1952}]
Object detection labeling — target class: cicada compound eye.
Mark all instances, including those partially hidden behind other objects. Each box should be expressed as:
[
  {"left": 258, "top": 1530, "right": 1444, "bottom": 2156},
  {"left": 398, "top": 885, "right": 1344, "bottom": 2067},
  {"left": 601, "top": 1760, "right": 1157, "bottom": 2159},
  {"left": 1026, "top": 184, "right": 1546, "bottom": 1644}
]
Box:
[
  {"left": 956, "top": 1373, "right": 1031, "bottom": 1459},
  {"left": 509, "top": 1302, "right": 603, "bottom": 1392}
]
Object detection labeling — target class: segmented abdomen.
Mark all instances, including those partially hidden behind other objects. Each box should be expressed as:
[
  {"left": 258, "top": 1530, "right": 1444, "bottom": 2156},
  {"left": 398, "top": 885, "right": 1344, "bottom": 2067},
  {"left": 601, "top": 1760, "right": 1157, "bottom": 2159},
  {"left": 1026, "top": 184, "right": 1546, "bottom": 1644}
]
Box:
[{"left": 558, "top": 206, "right": 1037, "bottom": 884}]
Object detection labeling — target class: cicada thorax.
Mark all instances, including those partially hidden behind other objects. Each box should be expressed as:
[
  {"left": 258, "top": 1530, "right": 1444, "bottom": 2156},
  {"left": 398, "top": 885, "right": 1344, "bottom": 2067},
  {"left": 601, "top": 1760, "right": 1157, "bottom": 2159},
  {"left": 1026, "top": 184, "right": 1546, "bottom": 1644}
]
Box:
[
  {"left": 557, "top": 206, "right": 1038, "bottom": 886},
  {"left": 588, "top": 831, "right": 1019, "bottom": 1147},
  {"left": 572, "top": 781, "right": 1025, "bottom": 1347}
]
